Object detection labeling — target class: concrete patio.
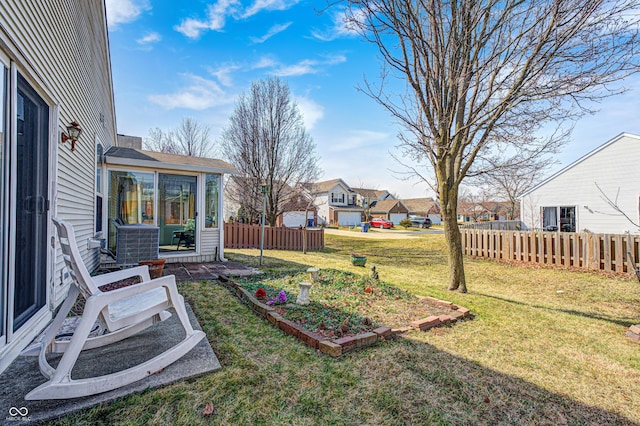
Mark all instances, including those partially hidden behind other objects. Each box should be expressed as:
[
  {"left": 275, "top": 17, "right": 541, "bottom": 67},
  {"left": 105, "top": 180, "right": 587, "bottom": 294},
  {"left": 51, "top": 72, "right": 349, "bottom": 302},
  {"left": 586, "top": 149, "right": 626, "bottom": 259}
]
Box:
[{"left": 0, "top": 261, "right": 259, "bottom": 424}]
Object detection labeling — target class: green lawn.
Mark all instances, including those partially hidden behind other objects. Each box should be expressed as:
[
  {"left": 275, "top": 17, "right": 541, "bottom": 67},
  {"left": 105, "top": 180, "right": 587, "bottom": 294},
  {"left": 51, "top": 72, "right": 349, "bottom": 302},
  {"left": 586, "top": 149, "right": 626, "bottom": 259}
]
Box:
[{"left": 55, "top": 233, "right": 640, "bottom": 425}]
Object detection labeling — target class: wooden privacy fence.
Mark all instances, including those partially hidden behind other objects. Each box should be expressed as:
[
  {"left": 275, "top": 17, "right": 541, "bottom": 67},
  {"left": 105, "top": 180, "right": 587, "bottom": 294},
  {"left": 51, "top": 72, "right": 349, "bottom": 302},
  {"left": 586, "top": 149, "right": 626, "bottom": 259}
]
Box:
[
  {"left": 460, "top": 220, "right": 525, "bottom": 231},
  {"left": 224, "top": 222, "right": 324, "bottom": 251},
  {"left": 461, "top": 229, "right": 640, "bottom": 274}
]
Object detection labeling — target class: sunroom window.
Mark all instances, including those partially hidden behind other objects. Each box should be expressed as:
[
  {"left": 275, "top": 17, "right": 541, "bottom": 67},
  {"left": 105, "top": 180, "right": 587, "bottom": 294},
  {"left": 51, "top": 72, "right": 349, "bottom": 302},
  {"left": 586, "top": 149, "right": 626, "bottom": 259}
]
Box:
[{"left": 204, "top": 174, "right": 219, "bottom": 228}]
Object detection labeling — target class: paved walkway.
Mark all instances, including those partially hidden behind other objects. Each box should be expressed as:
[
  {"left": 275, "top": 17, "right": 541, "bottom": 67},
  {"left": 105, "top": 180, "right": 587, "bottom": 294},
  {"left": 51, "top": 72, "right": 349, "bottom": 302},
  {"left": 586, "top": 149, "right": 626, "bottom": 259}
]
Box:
[{"left": 163, "top": 260, "right": 261, "bottom": 281}]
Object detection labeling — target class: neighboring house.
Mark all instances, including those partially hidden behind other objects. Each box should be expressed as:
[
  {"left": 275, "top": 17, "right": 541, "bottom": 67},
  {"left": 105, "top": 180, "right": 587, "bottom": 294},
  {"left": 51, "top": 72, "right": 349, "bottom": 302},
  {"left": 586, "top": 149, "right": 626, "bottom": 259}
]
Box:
[
  {"left": 520, "top": 133, "right": 640, "bottom": 234},
  {"left": 313, "top": 178, "right": 364, "bottom": 226},
  {"left": 402, "top": 198, "right": 442, "bottom": 224},
  {"left": 481, "top": 201, "right": 519, "bottom": 222},
  {"left": 457, "top": 202, "right": 493, "bottom": 222},
  {"left": 456, "top": 200, "right": 515, "bottom": 223},
  {"left": 351, "top": 187, "right": 393, "bottom": 208},
  {"left": 0, "top": 2, "right": 234, "bottom": 374},
  {"left": 224, "top": 179, "right": 316, "bottom": 227},
  {"left": 369, "top": 200, "right": 410, "bottom": 224},
  {"left": 276, "top": 186, "right": 317, "bottom": 228}
]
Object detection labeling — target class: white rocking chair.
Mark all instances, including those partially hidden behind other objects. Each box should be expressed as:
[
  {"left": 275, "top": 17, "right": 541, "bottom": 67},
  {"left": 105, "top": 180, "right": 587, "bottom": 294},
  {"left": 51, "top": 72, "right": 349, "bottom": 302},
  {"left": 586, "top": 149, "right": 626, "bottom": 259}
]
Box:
[{"left": 23, "top": 217, "right": 205, "bottom": 400}]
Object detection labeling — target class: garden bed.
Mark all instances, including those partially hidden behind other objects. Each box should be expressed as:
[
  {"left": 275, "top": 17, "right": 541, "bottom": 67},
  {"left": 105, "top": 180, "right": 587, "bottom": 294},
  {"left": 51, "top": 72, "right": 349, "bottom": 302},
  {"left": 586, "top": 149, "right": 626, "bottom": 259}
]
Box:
[{"left": 220, "top": 269, "right": 473, "bottom": 357}]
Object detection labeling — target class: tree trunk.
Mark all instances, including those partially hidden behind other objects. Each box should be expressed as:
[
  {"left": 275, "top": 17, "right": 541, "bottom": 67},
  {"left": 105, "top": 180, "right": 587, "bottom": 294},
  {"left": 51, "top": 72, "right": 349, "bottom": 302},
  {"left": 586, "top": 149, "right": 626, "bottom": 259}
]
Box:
[{"left": 439, "top": 182, "right": 467, "bottom": 293}]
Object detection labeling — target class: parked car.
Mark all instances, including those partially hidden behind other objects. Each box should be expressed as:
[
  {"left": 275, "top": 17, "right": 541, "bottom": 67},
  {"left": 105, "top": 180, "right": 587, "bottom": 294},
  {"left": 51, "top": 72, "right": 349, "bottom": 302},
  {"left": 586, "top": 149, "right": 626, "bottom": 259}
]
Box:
[
  {"left": 369, "top": 218, "right": 394, "bottom": 229},
  {"left": 409, "top": 216, "right": 432, "bottom": 228}
]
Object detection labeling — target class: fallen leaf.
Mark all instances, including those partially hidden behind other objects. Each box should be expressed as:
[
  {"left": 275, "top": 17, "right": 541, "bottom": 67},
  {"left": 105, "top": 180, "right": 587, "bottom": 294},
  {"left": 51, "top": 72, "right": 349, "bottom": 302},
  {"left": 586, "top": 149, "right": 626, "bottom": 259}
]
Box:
[
  {"left": 483, "top": 397, "right": 490, "bottom": 403},
  {"left": 202, "top": 402, "right": 214, "bottom": 416}
]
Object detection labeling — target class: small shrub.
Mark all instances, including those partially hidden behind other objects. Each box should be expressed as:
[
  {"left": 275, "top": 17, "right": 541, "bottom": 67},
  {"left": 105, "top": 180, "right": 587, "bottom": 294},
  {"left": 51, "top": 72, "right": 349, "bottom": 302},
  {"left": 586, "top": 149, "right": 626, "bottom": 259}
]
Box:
[{"left": 399, "top": 218, "right": 412, "bottom": 229}]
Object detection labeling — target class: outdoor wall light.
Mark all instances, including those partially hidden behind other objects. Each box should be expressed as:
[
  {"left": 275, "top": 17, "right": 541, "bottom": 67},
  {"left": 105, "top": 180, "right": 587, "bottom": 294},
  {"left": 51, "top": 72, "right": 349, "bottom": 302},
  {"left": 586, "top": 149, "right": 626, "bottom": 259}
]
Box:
[{"left": 61, "top": 121, "right": 82, "bottom": 152}]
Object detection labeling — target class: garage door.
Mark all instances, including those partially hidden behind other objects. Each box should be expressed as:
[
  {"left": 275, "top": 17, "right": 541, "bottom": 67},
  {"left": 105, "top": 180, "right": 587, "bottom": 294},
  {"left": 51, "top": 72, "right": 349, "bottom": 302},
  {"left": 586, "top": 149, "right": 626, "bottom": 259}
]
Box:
[
  {"left": 428, "top": 214, "right": 441, "bottom": 225},
  {"left": 283, "top": 211, "right": 314, "bottom": 227},
  {"left": 337, "top": 211, "right": 362, "bottom": 226},
  {"left": 389, "top": 213, "right": 407, "bottom": 225}
]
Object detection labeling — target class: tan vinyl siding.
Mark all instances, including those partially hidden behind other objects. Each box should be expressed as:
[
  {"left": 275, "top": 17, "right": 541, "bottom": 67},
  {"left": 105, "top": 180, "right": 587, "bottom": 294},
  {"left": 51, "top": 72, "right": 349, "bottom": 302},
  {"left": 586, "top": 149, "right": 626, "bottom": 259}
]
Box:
[{"left": 0, "top": 1, "right": 117, "bottom": 283}]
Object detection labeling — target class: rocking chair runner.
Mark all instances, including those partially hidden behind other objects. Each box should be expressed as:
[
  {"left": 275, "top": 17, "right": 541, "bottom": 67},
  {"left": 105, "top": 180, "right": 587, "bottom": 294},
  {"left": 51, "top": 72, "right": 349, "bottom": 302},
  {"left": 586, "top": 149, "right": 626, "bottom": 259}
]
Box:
[{"left": 22, "top": 217, "right": 205, "bottom": 400}]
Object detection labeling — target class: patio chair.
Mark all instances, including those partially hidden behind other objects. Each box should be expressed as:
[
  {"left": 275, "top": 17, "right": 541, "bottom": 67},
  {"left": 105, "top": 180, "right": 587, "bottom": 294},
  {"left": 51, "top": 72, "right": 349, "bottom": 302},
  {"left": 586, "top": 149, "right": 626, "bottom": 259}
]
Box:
[
  {"left": 172, "top": 218, "right": 196, "bottom": 250},
  {"left": 22, "top": 217, "right": 205, "bottom": 400}
]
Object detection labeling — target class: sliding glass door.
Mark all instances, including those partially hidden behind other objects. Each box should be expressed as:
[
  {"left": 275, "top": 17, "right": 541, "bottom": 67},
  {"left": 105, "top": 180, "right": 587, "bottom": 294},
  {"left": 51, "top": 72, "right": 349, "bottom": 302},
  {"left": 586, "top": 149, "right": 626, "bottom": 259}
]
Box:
[
  {"left": 0, "top": 58, "right": 6, "bottom": 344},
  {"left": 158, "top": 174, "right": 196, "bottom": 252},
  {"left": 13, "top": 74, "right": 49, "bottom": 331}
]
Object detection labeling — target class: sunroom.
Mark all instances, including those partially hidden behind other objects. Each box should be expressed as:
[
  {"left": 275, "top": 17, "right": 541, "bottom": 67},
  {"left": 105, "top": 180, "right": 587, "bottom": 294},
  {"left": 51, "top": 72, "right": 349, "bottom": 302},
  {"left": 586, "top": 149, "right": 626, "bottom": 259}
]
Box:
[{"left": 102, "top": 146, "right": 235, "bottom": 264}]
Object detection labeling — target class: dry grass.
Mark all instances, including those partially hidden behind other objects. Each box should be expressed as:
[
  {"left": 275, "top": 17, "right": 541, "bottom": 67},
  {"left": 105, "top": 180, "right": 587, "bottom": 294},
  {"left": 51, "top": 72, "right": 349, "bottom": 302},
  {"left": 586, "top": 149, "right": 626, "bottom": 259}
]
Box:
[{"left": 53, "top": 233, "right": 640, "bottom": 425}]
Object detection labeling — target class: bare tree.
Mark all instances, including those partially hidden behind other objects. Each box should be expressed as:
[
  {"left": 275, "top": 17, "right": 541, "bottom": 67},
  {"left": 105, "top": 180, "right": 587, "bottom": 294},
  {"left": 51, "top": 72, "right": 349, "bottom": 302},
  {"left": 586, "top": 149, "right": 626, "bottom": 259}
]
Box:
[
  {"left": 475, "top": 157, "right": 551, "bottom": 220},
  {"left": 221, "top": 77, "right": 321, "bottom": 226},
  {"left": 521, "top": 193, "right": 542, "bottom": 230},
  {"left": 459, "top": 187, "right": 489, "bottom": 222},
  {"left": 344, "top": 0, "right": 640, "bottom": 292},
  {"left": 143, "top": 117, "right": 214, "bottom": 157},
  {"left": 595, "top": 182, "right": 640, "bottom": 230},
  {"left": 144, "top": 127, "right": 178, "bottom": 154}
]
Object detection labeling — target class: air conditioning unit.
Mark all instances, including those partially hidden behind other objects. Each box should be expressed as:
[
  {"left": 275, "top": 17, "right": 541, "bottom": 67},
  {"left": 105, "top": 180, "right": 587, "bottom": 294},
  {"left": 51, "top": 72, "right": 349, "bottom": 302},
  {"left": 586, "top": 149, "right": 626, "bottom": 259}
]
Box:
[{"left": 115, "top": 224, "right": 159, "bottom": 265}]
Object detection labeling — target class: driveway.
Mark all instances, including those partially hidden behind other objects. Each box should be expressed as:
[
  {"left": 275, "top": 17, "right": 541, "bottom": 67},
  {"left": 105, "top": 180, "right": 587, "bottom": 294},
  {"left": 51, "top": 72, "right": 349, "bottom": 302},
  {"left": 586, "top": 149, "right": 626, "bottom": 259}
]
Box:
[{"left": 323, "top": 227, "right": 443, "bottom": 239}]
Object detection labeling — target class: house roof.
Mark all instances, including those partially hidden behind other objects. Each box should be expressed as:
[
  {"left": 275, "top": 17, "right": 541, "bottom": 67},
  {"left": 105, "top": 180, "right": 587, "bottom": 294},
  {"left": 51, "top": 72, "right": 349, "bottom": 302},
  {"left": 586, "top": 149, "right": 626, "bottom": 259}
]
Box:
[
  {"left": 312, "top": 178, "right": 353, "bottom": 194},
  {"left": 456, "top": 201, "right": 513, "bottom": 216},
  {"left": 401, "top": 198, "right": 439, "bottom": 215},
  {"left": 521, "top": 132, "right": 640, "bottom": 198},
  {"left": 369, "top": 199, "right": 408, "bottom": 213},
  {"left": 351, "top": 187, "right": 388, "bottom": 199},
  {"left": 105, "top": 147, "right": 236, "bottom": 174}
]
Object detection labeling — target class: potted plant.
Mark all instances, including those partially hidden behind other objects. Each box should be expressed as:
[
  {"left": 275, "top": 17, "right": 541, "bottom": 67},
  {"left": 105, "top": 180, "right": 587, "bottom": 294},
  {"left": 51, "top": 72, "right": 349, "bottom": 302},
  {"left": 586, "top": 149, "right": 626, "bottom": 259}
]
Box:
[
  {"left": 350, "top": 253, "right": 367, "bottom": 267},
  {"left": 138, "top": 258, "right": 166, "bottom": 279}
]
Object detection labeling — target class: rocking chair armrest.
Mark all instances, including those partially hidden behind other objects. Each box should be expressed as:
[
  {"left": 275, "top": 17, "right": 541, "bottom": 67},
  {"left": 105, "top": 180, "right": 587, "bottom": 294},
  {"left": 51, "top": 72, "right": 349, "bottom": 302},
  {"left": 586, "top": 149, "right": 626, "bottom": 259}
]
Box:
[
  {"left": 89, "top": 275, "right": 177, "bottom": 307},
  {"left": 93, "top": 266, "right": 152, "bottom": 288}
]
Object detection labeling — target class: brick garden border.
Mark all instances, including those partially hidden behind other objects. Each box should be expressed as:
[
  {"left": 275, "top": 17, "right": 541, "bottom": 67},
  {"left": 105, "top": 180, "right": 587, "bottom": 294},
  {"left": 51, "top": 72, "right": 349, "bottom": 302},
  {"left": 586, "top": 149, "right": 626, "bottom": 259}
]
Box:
[{"left": 218, "top": 274, "right": 473, "bottom": 357}]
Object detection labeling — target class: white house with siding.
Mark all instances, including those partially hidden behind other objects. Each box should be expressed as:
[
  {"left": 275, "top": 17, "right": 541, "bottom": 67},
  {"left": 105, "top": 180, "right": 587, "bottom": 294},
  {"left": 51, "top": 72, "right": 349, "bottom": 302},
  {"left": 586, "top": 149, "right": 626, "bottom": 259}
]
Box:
[
  {"left": 313, "top": 178, "right": 364, "bottom": 226},
  {"left": 520, "top": 133, "right": 640, "bottom": 234},
  {"left": 0, "top": 1, "right": 233, "bottom": 374},
  {"left": 0, "top": 0, "right": 118, "bottom": 374}
]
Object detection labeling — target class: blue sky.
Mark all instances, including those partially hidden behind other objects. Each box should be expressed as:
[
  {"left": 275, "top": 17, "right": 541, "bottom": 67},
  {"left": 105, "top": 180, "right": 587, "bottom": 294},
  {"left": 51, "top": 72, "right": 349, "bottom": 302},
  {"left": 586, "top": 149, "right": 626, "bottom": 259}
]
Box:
[{"left": 105, "top": 0, "right": 640, "bottom": 199}]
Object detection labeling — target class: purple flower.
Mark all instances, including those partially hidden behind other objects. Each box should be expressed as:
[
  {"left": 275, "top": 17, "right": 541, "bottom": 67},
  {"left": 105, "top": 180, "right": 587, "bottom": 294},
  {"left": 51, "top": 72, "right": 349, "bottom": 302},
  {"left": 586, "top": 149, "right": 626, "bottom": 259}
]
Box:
[{"left": 278, "top": 290, "right": 287, "bottom": 304}]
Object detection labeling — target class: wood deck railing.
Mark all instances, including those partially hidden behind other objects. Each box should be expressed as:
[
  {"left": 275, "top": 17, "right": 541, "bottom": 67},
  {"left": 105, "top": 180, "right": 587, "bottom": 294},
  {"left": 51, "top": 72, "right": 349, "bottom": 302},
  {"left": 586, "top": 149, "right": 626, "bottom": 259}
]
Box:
[
  {"left": 461, "top": 229, "right": 640, "bottom": 274},
  {"left": 224, "top": 222, "right": 324, "bottom": 251}
]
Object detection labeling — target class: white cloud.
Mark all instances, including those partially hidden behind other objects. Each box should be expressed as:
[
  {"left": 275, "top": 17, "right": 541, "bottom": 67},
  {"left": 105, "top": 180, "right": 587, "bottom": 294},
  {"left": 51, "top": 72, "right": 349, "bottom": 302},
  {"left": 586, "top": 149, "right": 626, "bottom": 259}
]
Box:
[
  {"left": 311, "top": 8, "right": 365, "bottom": 41},
  {"left": 272, "top": 55, "right": 346, "bottom": 77},
  {"left": 175, "top": 0, "right": 239, "bottom": 39},
  {"left": 209, "top": 63, "right": 242, "bottom": 87},
  {"left": 295, "top": 97, "right": 324, "bottom": 130},
  {"left": 274, "top": 60, "right": 318, "bottom": 77},
  {"left": 148, "top": 74, "right": 232, "bottom": 110},
  {"left": 253, "top": 57, "right": 278, "bottom": 69},
  {"left": 328, "top": 130, "right": 389, "bottom": 152},
  {"left": 174, "top": 18, "right": 212, "bottom": 39},
  {"left": 175, "top": 0, "right": 298, "bottom": 38},
  {"left": 250, "top": 22, "right": 292, "bottom": 44},
  {"left": 243, "top": 0, "right": 300, "bottom": 18},
  {"left": 136, "top": 32, "right": 161, "bottom": 45},
  {"left": 105, "top": 0, "right": 149, "bottom": 28}
]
